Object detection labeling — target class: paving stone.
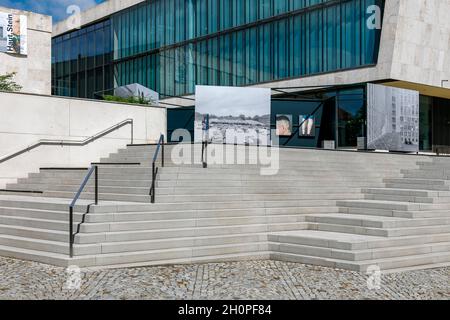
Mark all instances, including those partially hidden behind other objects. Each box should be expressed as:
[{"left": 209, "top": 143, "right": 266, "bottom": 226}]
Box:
[{"left": 0, "top": 257, "right": 447, "bottom": 300}]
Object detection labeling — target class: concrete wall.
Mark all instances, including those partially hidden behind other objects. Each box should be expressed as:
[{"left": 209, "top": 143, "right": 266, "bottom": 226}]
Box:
[
  {"left": 0, "top": 92, "right": 167, "bottom": 187},
  {"left": 0, "top": 7, "right": 52, "bottom": 95},
  {"left": 390, "top": 0, "right": 450, "bottom": 89}
]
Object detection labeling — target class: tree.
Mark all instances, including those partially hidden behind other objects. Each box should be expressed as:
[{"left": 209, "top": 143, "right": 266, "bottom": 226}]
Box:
[{"left": 0, "top": 72, "right": 22, "bottom": 92}]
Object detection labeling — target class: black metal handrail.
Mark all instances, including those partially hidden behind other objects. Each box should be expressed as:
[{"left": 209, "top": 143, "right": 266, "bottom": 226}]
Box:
[
  {"left": 0, "top": 119, "right": 134, "bottom": 164},
  {"left": 150, "top": 134, "right": 165, "bottom": 203},
  {"left": 202, "top": 140, "right": 208, "bottom": 168},
  {"left": 69, "top": 165, "right": 98, "bottom": 257}
]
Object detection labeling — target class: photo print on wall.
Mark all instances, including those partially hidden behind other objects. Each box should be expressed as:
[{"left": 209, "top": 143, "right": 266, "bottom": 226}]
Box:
[
  {"left": 299, "top": 115, "right": 315, "bottom": 137},
  {"left": 194, "top": 86, "right": 271, "bottom": 146},
  {"left": 276, "top": 115, "right": 293, "bottom": 136}
]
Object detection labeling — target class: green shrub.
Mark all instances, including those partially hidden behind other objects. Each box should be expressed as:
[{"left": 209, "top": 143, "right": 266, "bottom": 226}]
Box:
[
  {"left": 103, "top": 91, "right": 154, "bottom": 105},
  {"left": 0, "top": 72, "right": 22, "bottom": 92}
]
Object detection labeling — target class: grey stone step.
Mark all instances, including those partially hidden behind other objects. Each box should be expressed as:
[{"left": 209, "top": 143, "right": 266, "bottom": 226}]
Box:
[
  {"left": 309, "top": 221, "right": 450, "bottom": 237},
  {"left": 336, "top": 199, "right": 450, "bottom": 211},
  {"left": 338, "top": 206, "right": 450, "bottom": 219},
  {"left": 0, "top": 244, "right": 73, "bottom": 267},
  {"left": 362, "top": 188, "right": 446, "bottom": 197},
  {"left": 42, "top": 190, "right": 353, "bottom": 206},
  {"left": 383, "top": 178, "right": 450, "bottom": 186},
  {"left": 104, "top": 155, "right": 417, "bottom": 169},
  {"left": 0, "top": 215, "right": 78, "bottom": 232},
  {"left": 402, "top": 170, "right": 450, "bottom": 179},
  {"left": 14, "top": 177, "right": 385, "bottom": 188},
  {"left": 271, "top": 250, "right": 450, "bottom": 272},
  {"left": 79, "top": 214, "right": 308, "bottom": 233},
  {"left": 305, "top": 213, "right": 450, "bottom": 229},
  {"left": 84, "top": 243, "right": 270, "bottom": 267},
  {"left": 31, "top": 168, "right": 400, "bottom": 179},
  {"left": 75, "top": 222, "right": 308, "bottom": 244},
  {"left": 0, "top": 224, "right": 68, "bottom": 242},
  {"left": 269, "top": 230, "right": 450, "bottom": 251},
  {"left": 0, "top": 243, "right": 273, "bottom": 268},
  {"left": 0, "top": 235, "right": 99, "bottom": 256},
  {"left": 7, "top": 183, "right": 363, "bottom": 197},
  {"left": 84, "top": 207, "right": 339, "bottom": 223},
  {"left": 384, "top": 183, "right": 450, "bottom": 191},
  {"left": 364, "top": 193, "right": 450, "bottom": 204},
  {"left": 87, "top": 233, "right": 268, "bottom": 255},
  {"left": 364, "top": 193, "right": 434, "bottom": 204},
  {"left": 0, "top": 206, "right": 85, "bottom": 222},
  {"left": 0, "top": 195, "right": 94, "bottom": 213},
  {"left": 270, "top": 240, "right": 450, "bottom": 262}
]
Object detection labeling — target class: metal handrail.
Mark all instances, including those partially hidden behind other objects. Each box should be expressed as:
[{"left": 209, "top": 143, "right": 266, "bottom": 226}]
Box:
[
  {"left": 69, "top": 165, "right": 98, "bottom": 257},
  {"left": 0, "top": 119, "right": 134, "bottom": 164},
  {"left": 202, "top": 140, "right": 208, "bottom": 168},
  {"left": 150, "top": 134, "right": 165, "bottom": 203}
]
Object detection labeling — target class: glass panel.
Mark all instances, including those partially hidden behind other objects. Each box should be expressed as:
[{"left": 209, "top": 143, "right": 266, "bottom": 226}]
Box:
[
  {"left": 419, "top": 96, "right": 433, "bottom": 151},
  {"left": 337, "top": 89, "right": 365, "bottom": 148},
  {"left": 53, "top": 0, "right": 384, "bottom": 99}
]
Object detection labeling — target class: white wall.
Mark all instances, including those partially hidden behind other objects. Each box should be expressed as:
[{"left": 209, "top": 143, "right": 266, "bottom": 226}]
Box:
[
  {"left": 0, "top": 92, "right": 167, "bottom": 187},
  {"left": 0, "top": 7, "right": 52, "bottom": 95},
  {"left": 390, "top": 0, "right": 450, "bottom": 88}
]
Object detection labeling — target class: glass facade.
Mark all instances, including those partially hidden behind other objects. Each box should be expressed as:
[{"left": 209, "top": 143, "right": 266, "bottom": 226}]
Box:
[
  {"left": 52, "top": 0, "right": 384, "bottom": 99},
  {"left": 52, "top": 20, "right": 112, "bottom": 98}
]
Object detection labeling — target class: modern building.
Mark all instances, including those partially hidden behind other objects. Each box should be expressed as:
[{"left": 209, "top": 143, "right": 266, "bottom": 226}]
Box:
[
  {"left": 51, "top": 0, "right": 450, "bottom": 150},
  {"left": 0, "top": 6, "right": 52, "bottom": 95}
]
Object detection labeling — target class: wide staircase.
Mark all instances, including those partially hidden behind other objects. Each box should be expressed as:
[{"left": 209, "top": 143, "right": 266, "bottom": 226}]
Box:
[{"left": 0, "top": 144, "right": 448, "bottom": 272}]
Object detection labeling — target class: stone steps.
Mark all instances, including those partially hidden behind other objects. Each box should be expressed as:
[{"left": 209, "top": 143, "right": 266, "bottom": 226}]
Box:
[
  {"left": 1, "top": 144, "right": 448, "bottom": 272},
  {"left": 269, "top": 230, "right": 450, "bottom": 271}
]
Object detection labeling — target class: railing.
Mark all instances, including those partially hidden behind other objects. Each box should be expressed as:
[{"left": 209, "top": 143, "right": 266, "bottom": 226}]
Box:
[
  {"left": 0, "top": 119, "right": 134, "bottom": 164},
  {"left": 201, "top": 140, "right": 208, "bottom": 168},
  {"left": 69, "top": 165, "right": 98, "bottom": 258},
  {"left": 149, "top": 134, "right": 165, "bottom": 203}
]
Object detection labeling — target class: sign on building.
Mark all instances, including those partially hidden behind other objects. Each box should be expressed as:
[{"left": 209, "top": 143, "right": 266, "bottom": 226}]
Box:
[{"left": 0, "top": 12, "right": 27, "bottom": 55}]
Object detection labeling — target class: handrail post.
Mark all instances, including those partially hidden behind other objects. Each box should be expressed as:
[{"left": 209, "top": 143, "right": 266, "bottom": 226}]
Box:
[
  {"left": 131, "top": 120, "right": 134, "bottom": 145},
  {"left": 151, "top": 162, "right": 155, "bottom": 203},
  {"left": 202, "top": 141, "right": 208, "bottom": 168},
  {"left": 95, "top": 165, "right": 98, "bottom": 205},
  {"left": 69, "top": 206, "right": 73, "bottom": 258},
  {"left": 162, "top": 135, "right": 165, "bottom": 168}
]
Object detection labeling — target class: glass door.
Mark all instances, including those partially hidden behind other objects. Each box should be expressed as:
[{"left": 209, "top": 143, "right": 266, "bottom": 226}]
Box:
[{"left": 336, "top": 88, "right": 365, "bottom": 148}]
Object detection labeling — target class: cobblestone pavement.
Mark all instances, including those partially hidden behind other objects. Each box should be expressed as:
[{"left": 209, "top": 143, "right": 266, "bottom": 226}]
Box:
[{"left": 0, "top": 257, "right": 448, "bottom": 300}]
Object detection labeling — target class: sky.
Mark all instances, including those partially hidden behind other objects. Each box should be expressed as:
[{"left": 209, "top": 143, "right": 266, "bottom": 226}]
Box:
[{"left": 0, "top": 0, "right": 105, "bottom": 23}]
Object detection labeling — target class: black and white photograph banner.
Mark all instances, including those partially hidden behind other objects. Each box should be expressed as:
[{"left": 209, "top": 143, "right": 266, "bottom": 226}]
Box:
[
  {"left": 367, "top": 84, "right": 419, "bottom": 152},
  {"left": 194, "top": 86, "right": 271, "bottom": 146}
]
